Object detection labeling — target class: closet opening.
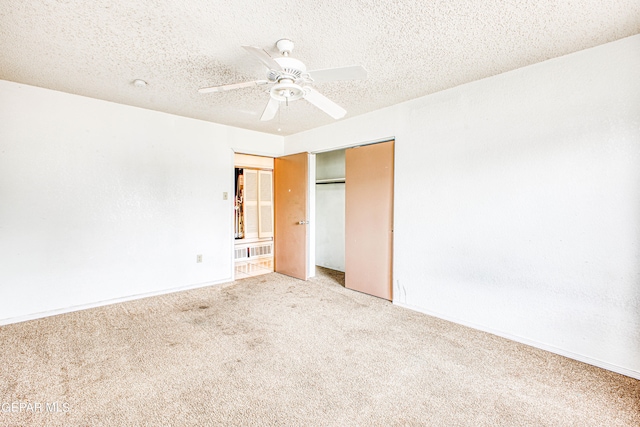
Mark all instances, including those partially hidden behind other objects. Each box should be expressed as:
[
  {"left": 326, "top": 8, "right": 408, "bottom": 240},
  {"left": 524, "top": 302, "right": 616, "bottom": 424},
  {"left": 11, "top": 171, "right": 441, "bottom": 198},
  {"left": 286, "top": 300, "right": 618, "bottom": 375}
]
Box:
[
  {"left": 315, "top": 149, "right": 346, "bottom": 283},
  {"left": 314, "top": 140, "right": 394, "bottom": 299},
  {"left": 234, "top": 153, "right": 274, "bottom": 279}
]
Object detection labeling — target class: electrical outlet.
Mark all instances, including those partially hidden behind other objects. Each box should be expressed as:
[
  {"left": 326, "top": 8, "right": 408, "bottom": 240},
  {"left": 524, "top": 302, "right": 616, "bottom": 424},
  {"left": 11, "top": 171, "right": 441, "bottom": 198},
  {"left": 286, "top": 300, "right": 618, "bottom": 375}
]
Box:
[{"left": 196, "top": 254, "right": 202, "bottom": 263}]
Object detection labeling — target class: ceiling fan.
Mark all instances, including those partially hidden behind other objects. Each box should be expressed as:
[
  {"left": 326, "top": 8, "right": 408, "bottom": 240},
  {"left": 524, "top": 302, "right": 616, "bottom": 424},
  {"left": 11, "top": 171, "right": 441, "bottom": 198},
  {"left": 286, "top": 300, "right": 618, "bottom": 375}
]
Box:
[{"left": 198, "top": 39, "right": 367, "bottom": 121}]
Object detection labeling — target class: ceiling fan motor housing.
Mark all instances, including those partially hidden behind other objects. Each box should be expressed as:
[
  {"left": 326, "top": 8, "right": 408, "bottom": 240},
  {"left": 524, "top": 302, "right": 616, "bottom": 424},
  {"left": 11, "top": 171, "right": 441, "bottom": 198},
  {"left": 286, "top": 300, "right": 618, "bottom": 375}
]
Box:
[{"left": 269, "top": 57, "right": 307, "bottom": 82}]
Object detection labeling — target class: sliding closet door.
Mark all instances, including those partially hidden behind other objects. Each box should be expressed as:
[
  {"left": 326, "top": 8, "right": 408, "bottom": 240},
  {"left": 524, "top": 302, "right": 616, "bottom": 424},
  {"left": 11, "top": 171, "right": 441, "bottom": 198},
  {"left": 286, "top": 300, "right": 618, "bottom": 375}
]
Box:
[
  {"left": 345, "top": 141, "right": 394, "bottom": 300},
  {"left": 274, "top": 152, "right": 309, "bottom": 280}
]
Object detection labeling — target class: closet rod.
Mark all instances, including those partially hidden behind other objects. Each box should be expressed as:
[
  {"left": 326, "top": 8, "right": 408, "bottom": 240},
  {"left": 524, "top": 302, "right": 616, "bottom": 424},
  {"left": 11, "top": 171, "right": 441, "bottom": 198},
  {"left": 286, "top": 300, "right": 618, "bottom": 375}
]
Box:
[{"left": 316, "top": 178, "right": 346, "bottom": 184}]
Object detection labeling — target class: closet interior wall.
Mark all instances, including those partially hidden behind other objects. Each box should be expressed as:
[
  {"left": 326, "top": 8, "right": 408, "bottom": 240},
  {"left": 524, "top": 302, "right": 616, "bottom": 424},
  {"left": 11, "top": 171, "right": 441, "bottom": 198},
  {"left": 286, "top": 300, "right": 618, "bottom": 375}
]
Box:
[{"left": 315, "top": 150, "right": 346, "bottom": 272}]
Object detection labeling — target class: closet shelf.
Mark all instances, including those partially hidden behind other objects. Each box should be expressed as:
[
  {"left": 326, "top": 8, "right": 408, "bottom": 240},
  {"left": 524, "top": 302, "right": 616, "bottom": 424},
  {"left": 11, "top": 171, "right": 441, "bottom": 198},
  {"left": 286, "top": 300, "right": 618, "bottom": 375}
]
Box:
[{"left": 316, "top": 178, "right": 346, "bottom": 184}]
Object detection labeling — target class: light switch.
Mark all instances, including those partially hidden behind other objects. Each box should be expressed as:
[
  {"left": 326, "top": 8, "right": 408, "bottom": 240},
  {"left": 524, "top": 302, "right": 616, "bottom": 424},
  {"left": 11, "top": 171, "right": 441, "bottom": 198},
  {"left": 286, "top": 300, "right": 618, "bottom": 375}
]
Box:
[{"left": 223, "top": 192, "right": 228, "bottom": 200}]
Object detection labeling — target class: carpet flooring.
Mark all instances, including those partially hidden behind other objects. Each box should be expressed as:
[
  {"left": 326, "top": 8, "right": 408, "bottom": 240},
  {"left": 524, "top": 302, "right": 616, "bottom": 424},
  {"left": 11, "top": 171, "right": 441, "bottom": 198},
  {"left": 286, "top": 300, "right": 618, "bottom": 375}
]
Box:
[{"left": 1, "top": 267, "right": 638, "bottom": 426}]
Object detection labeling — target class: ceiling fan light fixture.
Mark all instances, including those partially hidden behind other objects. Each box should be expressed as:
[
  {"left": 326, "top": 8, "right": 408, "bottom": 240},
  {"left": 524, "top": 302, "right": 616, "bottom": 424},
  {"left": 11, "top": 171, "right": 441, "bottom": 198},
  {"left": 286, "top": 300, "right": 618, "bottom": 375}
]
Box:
[{"left": 270, "top": 81, "right": 304, "bottom": 102}]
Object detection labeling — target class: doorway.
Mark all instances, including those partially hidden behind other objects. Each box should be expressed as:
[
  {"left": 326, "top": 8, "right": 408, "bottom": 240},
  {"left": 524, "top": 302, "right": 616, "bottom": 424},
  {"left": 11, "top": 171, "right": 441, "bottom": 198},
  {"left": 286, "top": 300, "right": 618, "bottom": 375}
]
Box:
[{"left": 233, "top": 153, "right": 275, "bottom": 279}]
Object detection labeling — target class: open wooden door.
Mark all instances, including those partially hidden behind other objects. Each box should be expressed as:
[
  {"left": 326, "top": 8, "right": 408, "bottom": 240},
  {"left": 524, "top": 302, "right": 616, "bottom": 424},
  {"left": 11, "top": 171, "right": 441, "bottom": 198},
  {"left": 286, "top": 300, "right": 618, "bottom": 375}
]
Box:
[
  {"left": 345, "top": 141, "right": 394, "bottom": 300},
  {"left": 274, "top": 152, "right": 309, "bottom": 280}
]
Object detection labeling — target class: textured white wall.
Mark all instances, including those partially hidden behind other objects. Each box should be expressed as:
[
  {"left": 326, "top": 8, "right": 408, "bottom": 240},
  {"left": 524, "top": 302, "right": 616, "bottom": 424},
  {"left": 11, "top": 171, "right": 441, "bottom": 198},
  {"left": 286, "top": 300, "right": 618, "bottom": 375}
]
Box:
[
  {"left": 0, "top": 81, "right": 283, "bottom": 323},
  {"left": 284, "top": 35, "right": 640, "bottom": 378}
]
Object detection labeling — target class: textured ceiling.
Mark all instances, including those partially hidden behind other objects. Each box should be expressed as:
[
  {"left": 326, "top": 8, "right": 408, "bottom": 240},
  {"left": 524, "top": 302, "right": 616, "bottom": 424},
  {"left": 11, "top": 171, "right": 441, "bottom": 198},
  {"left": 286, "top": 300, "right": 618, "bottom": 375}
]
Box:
[{"left": 1, "top": 1, "right": 639, "bottom": 135}]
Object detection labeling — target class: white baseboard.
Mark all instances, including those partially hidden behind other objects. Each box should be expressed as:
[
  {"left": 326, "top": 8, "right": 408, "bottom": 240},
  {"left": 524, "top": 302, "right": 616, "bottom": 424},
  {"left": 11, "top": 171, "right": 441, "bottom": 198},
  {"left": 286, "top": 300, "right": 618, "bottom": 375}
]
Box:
[
  {"left": 393, "top": 301, "right": 640, "bottom": 380},
  {"left": 0, "top": 277, "right": 234, "bottom": 327}
]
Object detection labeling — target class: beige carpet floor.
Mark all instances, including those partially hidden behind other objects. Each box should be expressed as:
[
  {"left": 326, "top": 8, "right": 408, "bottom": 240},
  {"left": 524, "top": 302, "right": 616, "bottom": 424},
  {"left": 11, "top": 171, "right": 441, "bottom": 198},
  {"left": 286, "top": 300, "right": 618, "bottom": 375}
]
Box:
[{"left": 1, "top": 267, "right": 638, "bottom": 426}]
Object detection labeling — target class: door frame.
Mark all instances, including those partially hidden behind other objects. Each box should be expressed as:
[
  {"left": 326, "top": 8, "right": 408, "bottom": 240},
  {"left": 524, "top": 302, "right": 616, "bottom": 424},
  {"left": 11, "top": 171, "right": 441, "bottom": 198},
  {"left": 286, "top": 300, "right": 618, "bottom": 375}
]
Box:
[{"left": 230, "top": 151, "right": 276, "bottom": 281}]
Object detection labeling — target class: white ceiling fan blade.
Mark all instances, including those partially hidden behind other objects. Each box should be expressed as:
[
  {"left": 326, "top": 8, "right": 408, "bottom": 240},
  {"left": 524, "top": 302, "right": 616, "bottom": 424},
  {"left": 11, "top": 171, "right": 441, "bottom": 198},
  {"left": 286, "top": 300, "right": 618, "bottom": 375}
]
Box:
[
  {"left": 303, "top": 87, "right": 346, "bottom": 119},
  {"left": 198, "top": 80, "right": 268, "bottom": 94},
  {"left": 261, "top": 97, "right": 280, "bottom": 121},
  {"left": 307, "top": 65, "right": 367, "bottom": 83},
  {"left": 242, "top": 45, "right": 283, "bottom": 71}
]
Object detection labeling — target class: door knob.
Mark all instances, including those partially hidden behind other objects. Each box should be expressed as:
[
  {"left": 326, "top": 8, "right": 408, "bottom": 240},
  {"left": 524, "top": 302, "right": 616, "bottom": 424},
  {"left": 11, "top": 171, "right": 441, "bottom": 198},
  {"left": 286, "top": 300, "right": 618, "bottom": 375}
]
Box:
[{"left": 298, "top": 220, "right": 309, "bottom": 225}]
